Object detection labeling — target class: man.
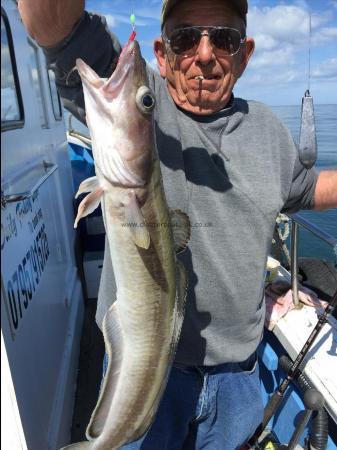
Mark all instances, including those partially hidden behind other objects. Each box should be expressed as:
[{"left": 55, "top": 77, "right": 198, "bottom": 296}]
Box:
[{"left": 18, "top": 0, "right": 337, "bottom": 448}]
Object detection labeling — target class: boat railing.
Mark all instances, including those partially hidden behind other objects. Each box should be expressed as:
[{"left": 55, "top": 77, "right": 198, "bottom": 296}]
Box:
[
  {"left": 1, "top": 161, "right": 58, "bottom": 208},
  {"left": 288, "top": 212, "right": 337, "bottom": 306},
  {"left": 67, "top": 113, "right": 92, "bottom": 146}
]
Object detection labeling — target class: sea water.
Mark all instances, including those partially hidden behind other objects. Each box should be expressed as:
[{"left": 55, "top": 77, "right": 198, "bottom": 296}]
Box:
[
  {"left": 271, "top": 104, "right": 337, "bottom": 266},
  {"left": 65, "top": 104, "right": 337, "bottom": 264}
]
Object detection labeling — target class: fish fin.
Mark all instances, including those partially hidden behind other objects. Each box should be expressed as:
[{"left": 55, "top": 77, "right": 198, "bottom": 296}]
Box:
[
  {"left": 172, "top": 259, "right": 188, "bottom": 349},
  {"left": 86, "top": 302, "right": 124, "bottom": 440},
  {"left": 169, "top": 209, "right": 191, "bottom": 253},
  {"left": 124, "top": 191, "right": 150, "bottom": 249},
  {"left": 129, "top": 260, "right": 188, "bottom": 441},
  {"left": 74, "top": 188, "right": 104, "bottom": 228},
  {"left": 59, "top": 441, "right": 92, "bottom": 449},
  {"left": 75, "top": 176, "right": 101, "bottom": 199}
]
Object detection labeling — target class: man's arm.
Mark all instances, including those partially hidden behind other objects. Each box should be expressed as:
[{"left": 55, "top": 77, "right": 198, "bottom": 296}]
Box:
[
  {"left": 18, "top": 0, "right": 84, "bottom": 47},
  {"left": 314, "top": 170, "right": 337, "bottom": 211},
  {"left": 18, "top": 1, "right": 121, "bottom": 125}
]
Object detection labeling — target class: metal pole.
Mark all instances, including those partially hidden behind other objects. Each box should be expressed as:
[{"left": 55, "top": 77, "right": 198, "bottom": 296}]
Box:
[
  {"left": 287, "top": 409, "right": 312, "bottom": 450},
  {"left": 290, "top": 221, "right": 300, "bottom": 308},
  {"left": 288, "top": 389, "right": 325, "bottom": 450},
  {"left": 289, "top": 213, "right": 337, "bottom": 248}
]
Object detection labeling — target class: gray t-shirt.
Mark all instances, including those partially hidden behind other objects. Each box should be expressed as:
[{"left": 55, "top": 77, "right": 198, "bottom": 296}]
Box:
[{"left": 45, "top": 12, "right": 318, "bottom": 366}]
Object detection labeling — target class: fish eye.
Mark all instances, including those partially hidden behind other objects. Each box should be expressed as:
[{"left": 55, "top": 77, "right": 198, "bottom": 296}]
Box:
[
  {"left": 136, "top": 86, "right": 155, "bottom": 114},
  {"left": 142, "top": 94, "right": 155, "bottom": 110}
]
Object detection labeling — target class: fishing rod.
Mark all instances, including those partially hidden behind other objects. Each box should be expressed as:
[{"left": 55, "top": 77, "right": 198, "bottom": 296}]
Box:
[{"left": 249, "top": 289, "right": 337, "bottom": 447}]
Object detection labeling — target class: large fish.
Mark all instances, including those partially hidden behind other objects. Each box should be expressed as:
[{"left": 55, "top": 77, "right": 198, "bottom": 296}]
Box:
[{"left": 61, "top": 40, "right": 189, "bottom": 449}]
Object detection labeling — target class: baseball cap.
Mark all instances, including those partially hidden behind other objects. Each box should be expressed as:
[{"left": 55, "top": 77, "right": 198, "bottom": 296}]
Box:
[{"left": 161, "top": 0, "right": 248, "bottom": 29}]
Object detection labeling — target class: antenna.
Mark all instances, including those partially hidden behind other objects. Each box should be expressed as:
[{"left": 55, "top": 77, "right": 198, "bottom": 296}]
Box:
[{"left": 308, "top": 11, "right": 312, "bottom": 92}]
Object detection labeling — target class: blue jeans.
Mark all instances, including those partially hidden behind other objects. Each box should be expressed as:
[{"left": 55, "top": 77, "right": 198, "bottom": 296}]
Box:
[{"left": 100, "top": 353, "right": 263, "bottom": 450}]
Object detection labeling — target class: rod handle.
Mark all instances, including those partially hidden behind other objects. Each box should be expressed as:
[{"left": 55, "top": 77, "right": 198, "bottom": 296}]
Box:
[
  {"left": 248, "top": 391, "right": 284, "bottom": 445},
  {"left": 261, "top": 391, "right": 284, "bottom": 430}
]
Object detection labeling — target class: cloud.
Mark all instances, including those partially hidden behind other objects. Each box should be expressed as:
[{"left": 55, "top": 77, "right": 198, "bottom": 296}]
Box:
[
  {"left": 251, "top": 33, "right": 278, "bottom": 52},
  {"left": 147, "top": 57, "right": 159, "bottom": 72},
  {"left": 104, "top": 13, "right": 151, "bottom": 28},
  {"left": 139, "top": 39, "right": 155, "bottom": 48},
  {"left": 134, "top": 6, "right": 162, "bottom": 21},
  {"left": 246, "top": 5, "right": 307, "bottom": 84},
  {"left": 248, "top": 5, "right": 311, "bottom": 46},
  {"left": 105, "top": 14, "right": 118, "bottom": 28},
  {"left": 244, "top": 2, "right": 337, "bottom": 97},
  {"left": 311, "top": 27, "right": 337, "bottom": 45},
  {"left": 244, "top": 65, "right": 300, "bottom": 85},
  {"left": 312, "top": 58, "right": 337, "bottom": 80},
  {"left": 248, "top": 5, "right": 336, "bottom": 50},
  {"left": 250, "top": 47, "right": 295, "bottom": 69}
]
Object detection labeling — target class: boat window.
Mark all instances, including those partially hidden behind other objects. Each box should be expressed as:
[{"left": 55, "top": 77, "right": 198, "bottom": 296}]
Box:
[
  {"left": 27, "top": 39, "right": 48, "bottom": 128},
  {"left": 1, "top": 10, "right": 24, "bottom": 130},
  {"left": 47, "top": 69, "right": 62, "bottom": 120}
]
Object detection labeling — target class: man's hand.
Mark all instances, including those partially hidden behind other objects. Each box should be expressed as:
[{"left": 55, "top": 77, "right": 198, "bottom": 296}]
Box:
[
  {"left": 314, "top": 170, "right": 337, "bottom": 210},
  {"left": 18, "top": 0, "right": 84, "bottom": 47}
]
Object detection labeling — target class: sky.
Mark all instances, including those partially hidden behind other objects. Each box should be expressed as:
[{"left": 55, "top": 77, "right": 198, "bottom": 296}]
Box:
[{"left": 85, "top": 0, "right": 337, "bottom": 105}]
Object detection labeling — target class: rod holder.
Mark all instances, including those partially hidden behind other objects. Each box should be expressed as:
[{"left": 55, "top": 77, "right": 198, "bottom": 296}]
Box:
[{"left": 287, "top": 389, "right": 325, "bottom": 450}]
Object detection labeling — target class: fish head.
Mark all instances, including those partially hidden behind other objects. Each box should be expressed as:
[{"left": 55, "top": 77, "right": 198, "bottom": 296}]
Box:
[{"left": 76, "top": 40, "right": 155, "bottom": 187}]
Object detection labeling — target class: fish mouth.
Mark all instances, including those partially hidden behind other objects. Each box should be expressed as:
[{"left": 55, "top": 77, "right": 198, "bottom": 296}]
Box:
[
  {"left": 102, "top": 40, "right": 138, "bottom": 95},
  {"left": 76, "top": 40, "right": 151, "bottom": 189},
  {"left": 76, "top": 40, "right": 141, "bottom": 97}
]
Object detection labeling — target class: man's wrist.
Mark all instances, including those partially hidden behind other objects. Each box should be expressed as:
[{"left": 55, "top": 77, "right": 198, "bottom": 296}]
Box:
[
  {"left": 36, "top": 12, "right": 85, "bottom": 48},
  {"left": 314, "top": 170, "right": 337, "bottom": 210}
]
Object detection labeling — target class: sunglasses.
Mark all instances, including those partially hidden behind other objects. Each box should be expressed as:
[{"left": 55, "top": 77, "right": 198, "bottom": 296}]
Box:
[{"left": 163, "top": 26, "right": 246, "bottom": 57}]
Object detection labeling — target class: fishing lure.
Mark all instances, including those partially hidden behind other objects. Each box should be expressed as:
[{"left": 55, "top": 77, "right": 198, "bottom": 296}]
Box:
[{"left": 117, "top": 14, "right": 137, "bottom": 64}]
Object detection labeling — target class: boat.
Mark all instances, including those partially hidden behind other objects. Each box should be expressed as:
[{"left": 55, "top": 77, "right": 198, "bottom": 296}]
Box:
[
  {"left": 1, "top": 2, "right": 337, "bottom": 449},
  {"left": 1, "top": 3, "right": 84, "bottom": 449}
]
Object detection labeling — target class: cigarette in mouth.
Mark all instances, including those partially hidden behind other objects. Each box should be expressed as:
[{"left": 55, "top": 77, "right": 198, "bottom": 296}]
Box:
[{"left": 195, "top": 76, "right": 204, "bottom": 81}]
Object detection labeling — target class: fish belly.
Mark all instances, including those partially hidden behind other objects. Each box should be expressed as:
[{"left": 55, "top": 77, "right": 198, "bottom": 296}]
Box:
[{"left": 94, "top": 166, "right": 177, "bottom": 448}]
